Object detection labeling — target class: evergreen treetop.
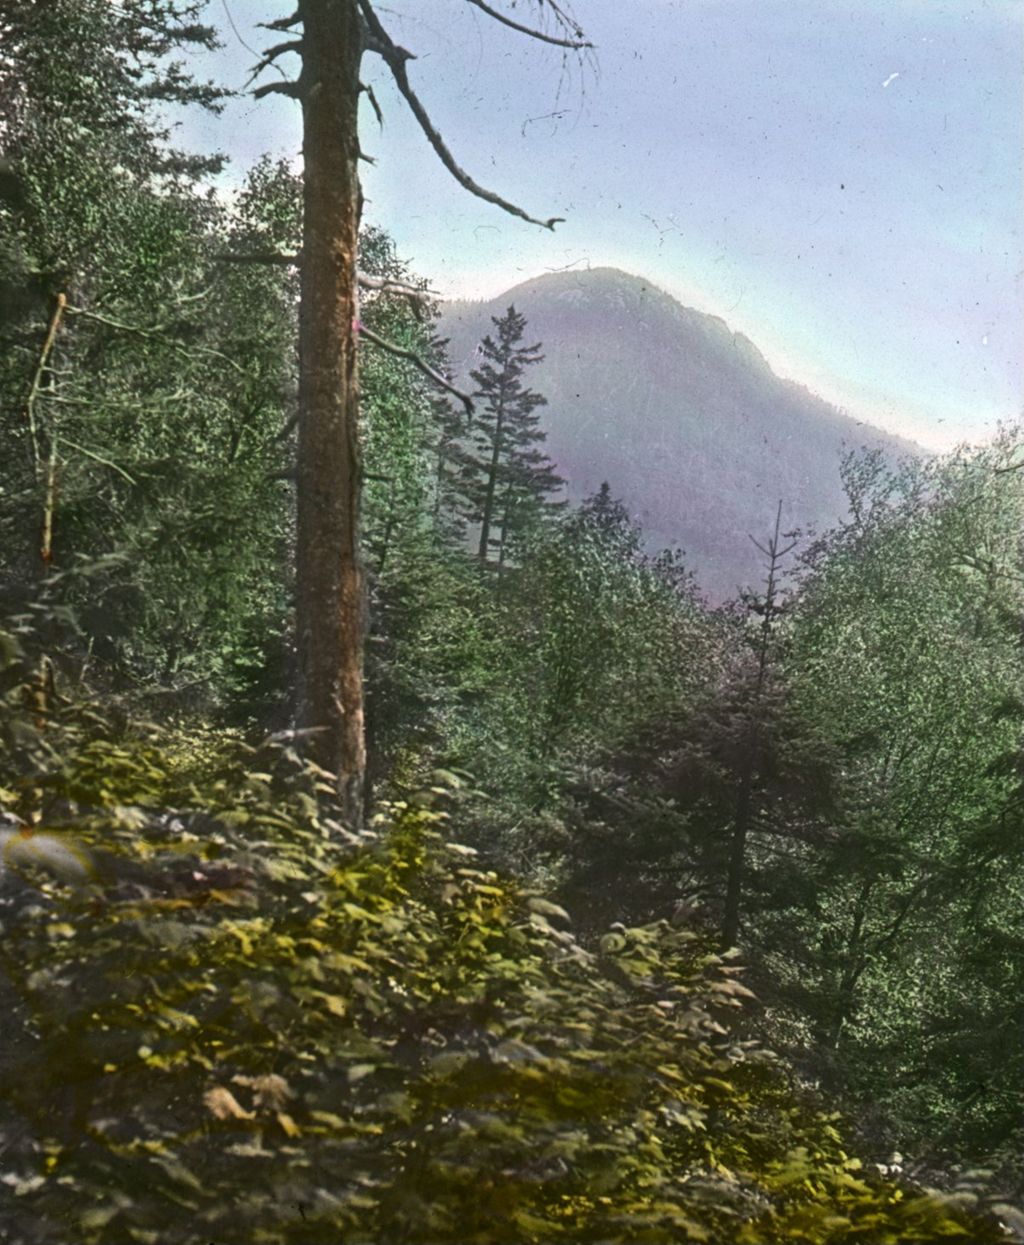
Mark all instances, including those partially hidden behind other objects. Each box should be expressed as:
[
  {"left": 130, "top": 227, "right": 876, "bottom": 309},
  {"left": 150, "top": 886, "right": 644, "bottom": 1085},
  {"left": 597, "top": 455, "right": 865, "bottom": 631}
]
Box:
[{"left": 457, "top": 304, "right": 564, "bottom": 568}]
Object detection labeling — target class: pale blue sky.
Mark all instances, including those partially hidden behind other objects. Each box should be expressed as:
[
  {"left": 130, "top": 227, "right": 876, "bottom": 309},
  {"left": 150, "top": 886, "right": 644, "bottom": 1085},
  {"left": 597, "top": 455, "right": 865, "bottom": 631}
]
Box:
[{"left": 184, "top": 0, "right": 1023, "bottom": 449}]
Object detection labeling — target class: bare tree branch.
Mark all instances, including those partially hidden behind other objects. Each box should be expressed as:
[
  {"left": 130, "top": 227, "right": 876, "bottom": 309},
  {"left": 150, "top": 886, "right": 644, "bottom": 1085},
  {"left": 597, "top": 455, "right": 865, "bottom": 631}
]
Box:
[
  {"left": 22, "top": 292, "right": 67, "bottom": 477},
  {"left": 358, "top": 324, "right": 473, "bottom": 414},
  {"left": 357, "top": 272, "right": 438, "bottom": 319},
  {"left": 358, "top": 0, "right": 563, "bottom": 230},
  {"left": 221, "top": 0, "right": 264, "bottom": 61},
  {"left": 217, "top": 254, "right": 434, "bottom": 307},
  {"left": 253, "top": 79, "right": 302, "bottom": 101},
  {"left": 41, "top": 428, "right": 58, "bottom": 565},
  {"left": 465, "top": 0, "right": 591, "bottom": 48},
  {"left": 246, "top": 39, "right": 303, "bottom": 87},
  {"left": 259, "top": 11, "right": 301, "bottom": 33},
  {"left": 59, "top": 437, "right": 138, "bottom": 485},
  {"left": 361, "top": 80, "right": 384, "bottom": 127},
  {"left": 63, "top": 304, "right": 246, "bottom": 375},
  {"left": 538, "top": 0, "right": 587, "bottom": 29}
]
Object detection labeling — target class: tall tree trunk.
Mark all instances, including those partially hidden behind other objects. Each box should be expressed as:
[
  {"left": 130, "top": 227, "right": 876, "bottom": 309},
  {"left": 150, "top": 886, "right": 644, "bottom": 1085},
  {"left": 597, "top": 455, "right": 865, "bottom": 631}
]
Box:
[
  {"left": 495, "top": 477, "right": 515, "bottom": 577},
  {"left": 295, "top": 0, "right": 366, "bottom": 825},
  {"left": 477, "top": 397, "right": 506, "bottom": 563}
]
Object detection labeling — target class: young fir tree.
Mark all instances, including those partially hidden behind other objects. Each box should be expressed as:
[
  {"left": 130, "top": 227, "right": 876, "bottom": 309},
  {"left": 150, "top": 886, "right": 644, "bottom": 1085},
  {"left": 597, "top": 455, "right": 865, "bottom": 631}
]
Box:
[{"left": 459, "top": 305, "right": 564, "bottom": 568}]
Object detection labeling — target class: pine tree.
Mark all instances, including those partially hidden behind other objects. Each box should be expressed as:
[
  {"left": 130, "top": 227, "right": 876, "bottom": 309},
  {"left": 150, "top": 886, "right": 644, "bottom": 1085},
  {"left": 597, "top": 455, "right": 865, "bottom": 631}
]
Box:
[
  {"left": 721, "top": 500, "right": 799, "bottom": 948},
  {"left": 459, "top": 305, "right": 564, "bottom": 568},
  {"left": 575, "top": 481, "right": 643, "bottom": 557},
  {"left": 430, "top": 388, "right": 471, "bottom": 544}
]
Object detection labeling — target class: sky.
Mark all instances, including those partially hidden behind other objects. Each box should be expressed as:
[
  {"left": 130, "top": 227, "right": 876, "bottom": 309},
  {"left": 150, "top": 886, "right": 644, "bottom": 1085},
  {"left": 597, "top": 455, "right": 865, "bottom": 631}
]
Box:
[{"left": 181, "top": 0, "right": 1024, "bottom": 451}]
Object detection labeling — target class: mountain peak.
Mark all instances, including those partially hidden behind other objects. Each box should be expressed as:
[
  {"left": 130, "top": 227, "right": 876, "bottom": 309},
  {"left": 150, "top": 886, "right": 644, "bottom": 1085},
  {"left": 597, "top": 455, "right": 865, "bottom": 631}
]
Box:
[
  {"left": 460, "top": 268, "right": 778, "bottom": 383},
  {"left": 440, "top": 270, "right": 917, "bottom": 600},
  {"left": 496, "top": 266, "right": 681, "bottom": 310}
]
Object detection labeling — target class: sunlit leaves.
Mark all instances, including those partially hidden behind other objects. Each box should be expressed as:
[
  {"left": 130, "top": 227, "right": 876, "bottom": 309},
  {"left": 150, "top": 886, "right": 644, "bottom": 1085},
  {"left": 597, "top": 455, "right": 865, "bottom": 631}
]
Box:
[{"left": 0, "top": 715, "right": 1005, "bottom": 1242}]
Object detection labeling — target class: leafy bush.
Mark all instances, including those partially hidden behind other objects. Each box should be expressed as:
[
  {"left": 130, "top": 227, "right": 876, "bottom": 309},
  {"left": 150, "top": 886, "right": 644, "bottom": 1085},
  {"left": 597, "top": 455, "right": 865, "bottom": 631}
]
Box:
[
  {"left": 0, "top": 712, "right": 1006, "bottom": 1243},
  {"left": 0, "top": 617, "right": 1006, "bottom": 1241}
]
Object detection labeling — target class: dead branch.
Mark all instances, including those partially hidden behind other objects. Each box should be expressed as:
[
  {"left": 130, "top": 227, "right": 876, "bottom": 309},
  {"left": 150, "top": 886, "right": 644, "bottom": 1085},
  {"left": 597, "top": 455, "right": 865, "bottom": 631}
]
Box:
[
  {"left": 22, "top": 292, "right": 67, "bottom": 476},
  {"left": 253, "top": 80, "right": 303, "bottom": 101},
  {"left": 357, "top": 0, "right": 563, "bottom": 230},
  {"left": 465, "top": 0, "right": 591, "bottom": 48},
  {"left": 357, "top": 272, "right": 433, "bottom": 299},
  {"left": 361, "top": 80, "right": 384, "bottom": 127},
  {"left": 357, "top": 272, "right": 437, "bottom": 318},
  {"left": 246, "top": 39, "right": 303, "bottom": 87},
  {"left": 59, "top": 437, "right": 138, "bottom": 485},
  {"left": 63, "top": 304, "right": 246, "bottom": 375},
  {"left": 358, "top": 324, "right": 473, "bottom": 414},
  {"left": 41, "top": 428, "right": 58, "bottom": 565},
  {"left": 259, "top": 12, "right": 301, "bottom": 33}
]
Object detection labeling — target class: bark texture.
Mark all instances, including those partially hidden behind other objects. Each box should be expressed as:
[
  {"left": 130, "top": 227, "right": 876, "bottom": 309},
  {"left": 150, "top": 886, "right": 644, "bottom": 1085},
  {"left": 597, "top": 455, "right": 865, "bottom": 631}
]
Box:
[{"left": 295, "top": 0, "right": 366, "bottom": 824}]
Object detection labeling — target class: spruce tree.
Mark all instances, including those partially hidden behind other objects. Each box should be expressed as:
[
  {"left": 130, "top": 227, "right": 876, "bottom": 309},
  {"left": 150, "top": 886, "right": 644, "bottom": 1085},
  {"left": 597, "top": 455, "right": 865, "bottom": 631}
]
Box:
[{"left": 460, "top": 305, "right": 564, "bottom": 568}]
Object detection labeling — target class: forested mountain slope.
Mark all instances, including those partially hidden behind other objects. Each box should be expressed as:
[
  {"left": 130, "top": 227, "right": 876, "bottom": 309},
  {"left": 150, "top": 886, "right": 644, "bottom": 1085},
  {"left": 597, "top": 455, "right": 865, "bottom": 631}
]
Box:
[
  {"left": 4, "top": 2, "right": 1024, "bottom": 1239},
  {"left": 441, "top": 268, "right": 920, "bottom": 597}
]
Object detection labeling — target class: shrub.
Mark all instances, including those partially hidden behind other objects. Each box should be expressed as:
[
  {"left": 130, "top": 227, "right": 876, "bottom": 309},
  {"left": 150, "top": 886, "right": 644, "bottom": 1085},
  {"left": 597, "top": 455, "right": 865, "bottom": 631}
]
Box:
[{"left": 0, "top": 630, "right": 1005, "bottom": 1241}]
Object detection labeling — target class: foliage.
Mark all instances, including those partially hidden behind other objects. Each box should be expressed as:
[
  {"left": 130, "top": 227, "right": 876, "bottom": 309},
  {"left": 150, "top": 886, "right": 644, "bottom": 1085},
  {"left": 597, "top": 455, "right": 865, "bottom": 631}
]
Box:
[
  {"left": 0, "top": 663, "right": 1007, "bottom": 1242},
  {"left": 4, "top": 0, "right": 1024, "bottom": 1214},
  {"left": 550, "top": 504, "right": 832, "bottom": 942},
  {"left": 0, "top": 4, "right": 296, "bottom": 714},
  {"left": 545, "top": 442, "right": 1024, "bottom": 1179},
  {"left": 366, "top": 482, "right": 720, "bottom": 845},
  {"left": 768, "top": 441, "right": 1024, "bottom": 1156},
  {"left": 510, "top": 488, "right": 712, "bottom": 775}
]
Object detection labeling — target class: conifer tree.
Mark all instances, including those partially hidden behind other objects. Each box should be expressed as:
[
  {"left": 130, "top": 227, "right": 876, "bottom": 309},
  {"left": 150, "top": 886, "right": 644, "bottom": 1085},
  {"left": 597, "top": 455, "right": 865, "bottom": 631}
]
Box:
[
  {"left": 430, "top": 388, "right": 471, "bottom": 543},
  {"left": 576, "top": 481, "right": 643, "bottom": 556},
  {"left": 459, "top": 305, "right": 564, "bottom": 568}
]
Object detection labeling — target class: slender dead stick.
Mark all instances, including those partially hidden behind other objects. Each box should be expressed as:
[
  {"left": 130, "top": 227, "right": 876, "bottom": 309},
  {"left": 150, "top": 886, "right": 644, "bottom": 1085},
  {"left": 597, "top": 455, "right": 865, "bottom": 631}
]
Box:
[
  {"left": 40, "top": 429, "right": 59, "bottom": 566},
  {"left": 22, "top": 292, "right": 67, "bottom": 475},
  {"left": 358, "top": 323, "right": 474, "bottom": 414}
]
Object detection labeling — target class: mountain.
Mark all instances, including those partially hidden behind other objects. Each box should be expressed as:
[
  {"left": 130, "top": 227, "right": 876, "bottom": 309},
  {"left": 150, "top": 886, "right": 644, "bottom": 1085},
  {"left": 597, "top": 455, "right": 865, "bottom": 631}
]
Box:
[{"left": 438, "top": 268, "right": 919, "bottom": 600}]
